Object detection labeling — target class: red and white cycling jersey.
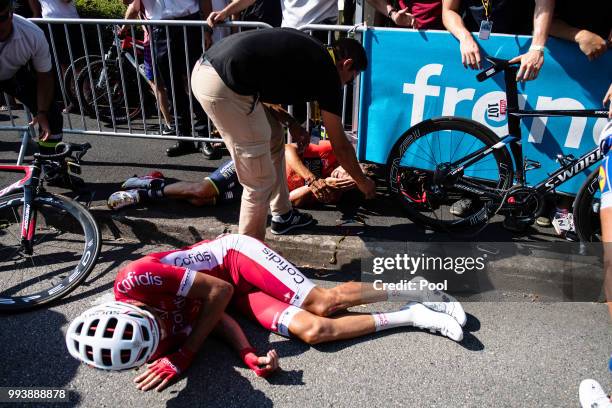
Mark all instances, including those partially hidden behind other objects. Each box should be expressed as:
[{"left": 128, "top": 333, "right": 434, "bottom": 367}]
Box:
[{"left": 114, "top": 234, "right": 315, "bottom": 361}]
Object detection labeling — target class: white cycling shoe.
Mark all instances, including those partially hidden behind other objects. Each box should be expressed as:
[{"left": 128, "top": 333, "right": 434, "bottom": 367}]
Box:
[
  {"left": 579, "top": 379, "right": 612, "bottom": 408},
  {"left": 107, "top": 189, "right": 141, "bottom": 211},
  {"left": 401, "top": 302, "right": 464, "bottom": 342},
  {"left": 121, "top": 171, "right": 165, "bottom": 190},
  {"left": 410, "top": 276, "right": 467, "bottom": 327}
]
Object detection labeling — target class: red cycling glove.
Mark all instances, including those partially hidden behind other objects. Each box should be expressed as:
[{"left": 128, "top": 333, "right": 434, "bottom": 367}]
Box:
[
  {"left": 240, "top": 347, "right": 274, "bottom": 377},
  {"left": 148, "top": 347, "right": 196, "bottom": 383}
]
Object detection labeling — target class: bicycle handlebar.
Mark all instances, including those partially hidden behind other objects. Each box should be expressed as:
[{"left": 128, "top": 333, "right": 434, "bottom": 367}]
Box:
[
  {"left": 33, "top": 142, "right": 91, "bottom": 162},
  {"left": 476, "top": 57, "right": 520, "bottom": 82}
]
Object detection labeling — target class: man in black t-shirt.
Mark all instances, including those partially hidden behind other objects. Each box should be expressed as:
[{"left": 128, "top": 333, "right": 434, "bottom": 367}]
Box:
[
  {"left": 442, "top": 0, "right": 555, "bottom": 81},
  {"left": 191, "top": 28, "right": 376, "bottom": 240}
]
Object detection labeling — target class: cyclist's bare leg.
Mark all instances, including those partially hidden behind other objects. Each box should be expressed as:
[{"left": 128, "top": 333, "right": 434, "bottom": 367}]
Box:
[
  {"left": 299, "top": 283, "right": 389, "bottom": 317},
  {"left": 288, "top": 309, "right": 377, "bottom": 344},
  {"left": 162, "top": 179, "right": 218, "bottom": 206}
]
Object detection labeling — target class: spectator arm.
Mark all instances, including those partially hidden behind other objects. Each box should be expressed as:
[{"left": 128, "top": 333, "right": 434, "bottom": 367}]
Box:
[
  {"left": 532, "top": 0, "right": 554, "bottom": 47},
  {"left": 442, "top": 0, "right": 472, "bottom": 42}
]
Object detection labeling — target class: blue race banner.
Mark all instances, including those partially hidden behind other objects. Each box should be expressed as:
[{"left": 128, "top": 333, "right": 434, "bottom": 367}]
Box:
[{"left": 358, "top": 28, "right": 612, "bottom": 193}]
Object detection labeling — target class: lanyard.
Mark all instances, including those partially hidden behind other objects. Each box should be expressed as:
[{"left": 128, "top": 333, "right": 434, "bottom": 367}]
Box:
[
  {"left": 326, "top": 46, "right": 336, "bottom": 65},
  {"left": 481, "top": 0, "right": 491, "bottom": 21}
]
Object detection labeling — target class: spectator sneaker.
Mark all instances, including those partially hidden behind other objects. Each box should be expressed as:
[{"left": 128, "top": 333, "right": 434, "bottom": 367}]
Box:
[
  {"left": 122, "top": 171, "right": 165, "bottom": 190},
  {"left": 107, "top": 189, "right": 142, "bottom": 210},
  {"left": 270, "top": 209, "right": 315, "bottom": 235},
  {"left": 535, "top": 216, "right": 551, "bottom": 227},
  {"left": 161, "top": 124, "right": 176, "bottom": 136},
  {"left": 551, "top": 208, "right": 575, "bottom": 237},
  {"left": 579, "top": 379, "right": 612, "bottom": 408},
  {"left": 449, "top": 198, "right": 473, "bottom": 217}
]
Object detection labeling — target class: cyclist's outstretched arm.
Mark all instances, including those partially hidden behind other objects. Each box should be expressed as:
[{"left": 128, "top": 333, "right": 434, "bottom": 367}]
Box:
[
  {"left": 135, "top": 270, "right": 233, "bottom": 392},
  {"left": 213, "top": 313, "right": 279, "bottom": 376}
]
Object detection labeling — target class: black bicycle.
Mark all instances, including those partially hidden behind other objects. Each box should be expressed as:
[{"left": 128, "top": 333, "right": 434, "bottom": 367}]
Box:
[
  {"left": 0, "top": 142, "right": 101, "bottom": 312},
  {"left": 386, "top": 57, "right": 609, "bottom": 239}
]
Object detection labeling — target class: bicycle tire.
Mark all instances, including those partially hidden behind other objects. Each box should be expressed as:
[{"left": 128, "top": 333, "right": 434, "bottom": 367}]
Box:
[
  {"left": 63, "top": 55, "right": 102, "bottom": 110},
  {"left": 77, "top": 59, "right": 142, "bottom": 123},
  {"left": 387, "top": 117, "right": 514, "bottom": 233},
  {"left": 573, "top": 167, "right": 601, "bottom": 242},
  {"left": 0, "top": 192, "right": 101, "bottom": 312}
]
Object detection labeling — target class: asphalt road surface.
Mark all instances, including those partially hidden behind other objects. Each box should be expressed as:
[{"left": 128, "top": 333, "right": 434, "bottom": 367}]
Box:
[{"left": 0, "top": 111, "right": 610, "bottom": 407}]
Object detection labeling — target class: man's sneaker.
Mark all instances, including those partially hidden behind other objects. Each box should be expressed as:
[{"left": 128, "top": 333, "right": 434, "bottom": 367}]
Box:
[
  {"left": 270, "top": 209, "right": 315, "bottom": 235},
  {"left": 122, "top": 171, "right": 165, "bottom": 190},
  {"left": 166, "top": 141, "right": 199, "bottom": 157},
  {"left": 107, "top": 189, "right": 141, "bottom": 210},
  {"left": 161, "top": 124, "right": 176, "bottom": 136},
  {"left": 449, "top": 198, "right": 474, "bottom": 217},
  {"left": 551, "top": 208, "right": 575, "bottom": 237},
  {"left": 400, "top": 302, "right": 464, "bottom": 342},
  {"left": 536, "top": 216, "right": 551, "bottom": 227},
  {"left": 409, "top": 276, "right": 467, "bottom": 326},
  {"left": 579, "top": 379, "right": 612, "bottom": 408}
]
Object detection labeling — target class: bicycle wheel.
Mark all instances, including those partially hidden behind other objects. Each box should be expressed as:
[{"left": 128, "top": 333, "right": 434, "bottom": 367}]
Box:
[
  {"left": 0, "top": 193, "right": 101, "bottom": 312},
  {"left": 63, "top": 55, "right": 101, "bottom": 110},
  {"left": 387, "top": 117, "right": 514, "bottom": 233},
  {"left": 573, "top": 167, "right": 601, "bottom": 242},
  {"left": 77, "top": 59, "right": 142, "bottom": 123}
]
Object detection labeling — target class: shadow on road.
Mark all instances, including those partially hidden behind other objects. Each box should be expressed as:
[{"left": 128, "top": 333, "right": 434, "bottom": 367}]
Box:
[{"left": 0, "top": 309, "right": 82, "bottom": 404}]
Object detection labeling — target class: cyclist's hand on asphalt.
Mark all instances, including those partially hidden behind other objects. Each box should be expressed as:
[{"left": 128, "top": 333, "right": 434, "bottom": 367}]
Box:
[
  {"left": 325, "top": 177, "right": 356, "bottom": 191},
  {"left": 459, "top": 36, "right": 481, "bottom": 69},
  {"left": 30, "top": 114, "right": 51, "bottom": 141},
  {"left": 510, "top": 49, "right": 544, "bottom": 82},
  {"left": 134, "top": 348, "right": 195, "bottom": 392},
  {"left": 241, "top": 348, "right": 279, "bottom": 377},
  {"left": 391, "top": 8, "right": 415, "bottom": 28},
  {"left": 604, "top": 83, "right": 612, "bottom": 119},
  {"left": 357, "top": 177, "right": 376, "bottom": 199},
  {"left": 576, "top": 30, "right": 607, "bottom": 61}
]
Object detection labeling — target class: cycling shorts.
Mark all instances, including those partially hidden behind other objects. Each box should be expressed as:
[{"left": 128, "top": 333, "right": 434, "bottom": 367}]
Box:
[
  {"left": 206, "top": 160, "right": 242, "bottom": 204},
  {"left": 598, "top": 122, "right": 612, "bottom": 209}
]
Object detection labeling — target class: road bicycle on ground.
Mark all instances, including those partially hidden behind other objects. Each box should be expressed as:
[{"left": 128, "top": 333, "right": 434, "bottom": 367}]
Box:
[
  {"left": 0, "top": 142, "right": 101, "bottom": 312},
  {"left": 386, "top": 57, "right": 609, "bottom": 240}
]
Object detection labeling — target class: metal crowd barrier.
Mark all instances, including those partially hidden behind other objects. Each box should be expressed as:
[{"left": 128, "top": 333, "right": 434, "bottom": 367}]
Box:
[{"left": 1, "top": 18, "right": 366, "bottom": 163}]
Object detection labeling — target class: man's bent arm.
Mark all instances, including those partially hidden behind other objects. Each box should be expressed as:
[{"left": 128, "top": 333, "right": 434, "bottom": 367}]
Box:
[
  {"left": 182, "top": 273, "right": 233, "bottom": 353},
  {"left": 213, "top": 312, "right": 253, "bottom": 351},
  {"left": 322, "top": 110, "right": 375, "bottom": 199},
  {"left": 531, "top": 0, "right": 554, "bottom": 49},
  {"left": 285, "top": 144, "right": 316, "bottom": 184}
]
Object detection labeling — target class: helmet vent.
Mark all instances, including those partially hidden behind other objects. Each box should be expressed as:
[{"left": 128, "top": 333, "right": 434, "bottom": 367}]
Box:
[
  {"left": 136, "top": 347, "right": 149, "bottom": 363},
  {"left": 87, "top": 320, "right": 99, "bottom": 336},
  {"left": 142, "top": 326, "right": 150, "bottom": 342},
  {"left": 103, "top": 318, "right": 118, "bottom": 338},
  {"left": 85, "top": 345, "right": 94, "bottom": 362},
  {"left": 102, "top": 349, "right": 112, "bottom": 366},
  {"left": 122, "top": 323, "right": 134, "bottom": 340},
  {"left": 120, "top": 349, "right": 131, "bottom": 364}
]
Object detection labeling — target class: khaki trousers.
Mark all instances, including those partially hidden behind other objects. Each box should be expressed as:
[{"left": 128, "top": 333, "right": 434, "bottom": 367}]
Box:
[{"left": 191, "top": 60, "right": 292, "bottom": 240}]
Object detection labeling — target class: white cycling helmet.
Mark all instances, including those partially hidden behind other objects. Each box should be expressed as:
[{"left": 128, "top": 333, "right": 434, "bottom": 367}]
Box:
[{"left": 65, "top": 301, "right": 160, "bottom": 371}]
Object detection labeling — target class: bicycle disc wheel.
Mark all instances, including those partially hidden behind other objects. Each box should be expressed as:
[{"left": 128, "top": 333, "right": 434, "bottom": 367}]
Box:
[
  {"left": 573, "top": 167, "right": 601, "bottom": 242},
  {"left": 77, "top": 59, "right": 141, "bottom": 123},
  {"left": 63, "top": 55, "right": 101, "bottom": 110},
  {"left": 387, "top": 117, "right": 514, "bottom": 233},
  {"left": 0, "top": 193, "right": 101, "bottom": 312}
]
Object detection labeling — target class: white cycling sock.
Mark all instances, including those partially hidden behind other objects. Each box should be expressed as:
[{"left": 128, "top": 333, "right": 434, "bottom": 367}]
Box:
[{"left": 371, "top": 302, "right": 463, "bottom": 341}]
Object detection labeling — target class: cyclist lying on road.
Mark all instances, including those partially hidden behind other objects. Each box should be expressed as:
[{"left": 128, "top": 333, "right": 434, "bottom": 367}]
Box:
[
  {"left": 66, "top": 234, "right": 466, "bottom": 392},
  {"left": 108, "top": 141, "right": 375, "bottom": 211}
]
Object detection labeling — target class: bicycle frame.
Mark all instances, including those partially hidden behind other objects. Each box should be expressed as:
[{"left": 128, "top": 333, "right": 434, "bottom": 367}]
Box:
[
  {"left": 455, "top": 62, "right": 608, "bottom": 197},
  {"left": 0, "top": 164, "right": 42, "bottom": 254}
]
